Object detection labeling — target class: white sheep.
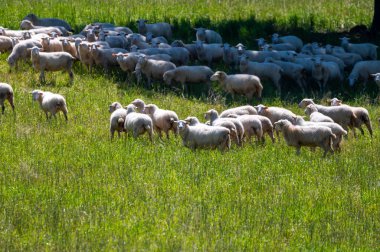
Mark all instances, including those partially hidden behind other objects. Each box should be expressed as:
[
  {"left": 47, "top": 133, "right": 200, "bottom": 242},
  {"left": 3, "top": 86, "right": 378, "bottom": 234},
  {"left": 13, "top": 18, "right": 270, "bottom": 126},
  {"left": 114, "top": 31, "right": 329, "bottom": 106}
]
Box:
[
  {"left": 274, "top": 119, "right": 335, "bottom": 157},
  {"left": 109, "top": 104, "right": 127, "bottom": 139},
  {"left": 31, "top": 89, "right": 68, "bottom": 121},
  {"left": 109, "top": 101, "right": 123, "bottom": 113},
  {"left": 6, "top": 39, "right": 42, "bottom": 69},
  {"left": 255, "top": 104, "right": 297, "bottom": 124},
  {"left": 210, "top": 71, "right": 263, "bottom": 103},
  {"left": 222, "top": 43, "right": 240, "bottom": 70},
  {"left": 225, "top": 114, "right": 263, "bottom": 143},
  {"left": 195, "top": 40, "right": 223, "bottom": 66},
  {"left": 136, "top": 19, "right": 172, "bottom": 39},
  {"left": 41, "top": 37, "right": 63, "bottom": 52},
  {"left": 0, "top": 83, "right": 15, "bottom": 114},
  {"left": 348, "top": 60, "right": 380, "bottom": 87},
  {"left": 175, "top": 120, "right": 231, "bottom": 151},
  {"left": 256, "top": 38, "right": 296, "bottom": 51},
  {"left": 130, "top": 98, "right": 146, "bottom": 113},
  {"left": 142, "top": 104, "right": 179, "bottom": 139},
  {"left": 293, "top": 116, "right": 347, "bottom": 151},
  {"left": 60, "top": 38, "right": 78, "bottom": 59},
  {"left": 219, "top": 105, "right": 257, "bottom": 118},
  {"left": 235, "top": 43, "right": 281, "bottom": 62},
  {"left": 171, "top": 40, "right": 197, "bottom": 61},
  {"left": 329, "top": 97, "right": 373, "bottom": 137},
  {"left": 340, "top": 37, "right": 377, "bottom": 60},
  {"left": 305, "top": 104, "right": 334, "bottom": 123},
  {"left": 19, "top": 20, "right": 71, "bottom": 36},
  {"left": 163, "top": 66, "right": 214, "bottom": 96},
  {"left": 124, "top": 104, "right": 154, "bottom": 142},
  {"left": 272, "top": 33, "right": 303, "bottom": 52},
  {"left": 311, "top": 57, "right": 343, "bottom": 93},
  {"left": 194, "top": 28, "right": 223, "bottom": 44},
  {"left": 29, "top": 46, "right": 75, "bottom": 83},
  {"left": 0, "top": 36, "right": 18, "bottom": 52},
  {"left": 98, "top": 30, "right": 128, "bottom": 49},
  {"left": 90, "top": 44, "right": 128, "bottom": 72},
  {"left": 138, "top": 47, "right": 189, "bottom": 66},
  {"left": 23, "top": 13, "right": 72, "bottom": 31},
  {"left": 146, "top": 32, "right": 168, "bottom": 44}
]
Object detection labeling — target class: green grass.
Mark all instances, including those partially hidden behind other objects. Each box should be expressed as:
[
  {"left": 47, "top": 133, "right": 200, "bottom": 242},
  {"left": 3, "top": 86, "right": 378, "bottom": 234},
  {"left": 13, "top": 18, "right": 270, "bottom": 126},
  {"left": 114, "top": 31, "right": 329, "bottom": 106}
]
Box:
[{"left": 0, "top": 0, "right": 379, "bottom": 250}]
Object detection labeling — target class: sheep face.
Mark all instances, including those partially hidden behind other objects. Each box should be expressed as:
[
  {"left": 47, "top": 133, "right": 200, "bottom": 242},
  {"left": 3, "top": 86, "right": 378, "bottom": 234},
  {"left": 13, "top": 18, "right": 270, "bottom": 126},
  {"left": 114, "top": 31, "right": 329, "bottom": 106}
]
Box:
[
  {"left": 30, "top": 90, "right": 43, "bottom": 101},
  {"left": 348, "top": 73, "right": 358, "bottom": 87},
  {"left": 177, "top": 120, "right": 188, "bottom": 132},
  {"left": 195, "top": 28, "right": 206, "bottom": 42},
  {"left": 254, "top": 104, "right": 268, "bottom": 114},
  {"left": 305, "top": 104, "right": 317, "bottom": 116},
  {"left": 273, "top": 119, "right": 290, "bottom": 132},
  {"left": 30, "top": 46, "right": 41, "bottom": 57},
  {"left": 298, "top": 99, "right": 314, "bottom": 108},
  {"left": 330, "top": 98, "right": 342, "bottom": 106},
  {"left": 210, "top": 71, "right": 226, "bottom": 82}
]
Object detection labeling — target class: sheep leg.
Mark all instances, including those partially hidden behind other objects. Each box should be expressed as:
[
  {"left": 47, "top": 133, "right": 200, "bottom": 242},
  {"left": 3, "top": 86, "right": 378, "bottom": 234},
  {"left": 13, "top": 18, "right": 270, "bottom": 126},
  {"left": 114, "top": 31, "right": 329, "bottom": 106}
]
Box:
[
  {"left": 268, "top": 131, "right": 275, "bottom": 143},
  {"left": 39, "top": 70, "right": 45, "bottom": 83},
  {"left": 295, "top": 146, "right": 301, "bottom": 155},
  {"left": 45, "top": 111, "right": 49, "bottom": 120},
  {"left": 1, "top": 105, "right": 4, "bottom": 114},
  {"left": 365, "top": 122, "right": 373, "bottom": 137},
  {"left": 68, "top": 70, "right": 74, "bottom": 83}
]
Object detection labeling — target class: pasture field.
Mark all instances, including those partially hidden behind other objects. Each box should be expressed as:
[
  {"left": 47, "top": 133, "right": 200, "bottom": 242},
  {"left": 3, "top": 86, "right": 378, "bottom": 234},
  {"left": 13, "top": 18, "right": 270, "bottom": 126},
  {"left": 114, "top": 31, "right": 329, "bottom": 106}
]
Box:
[{"left": 0, "top": 0, "right": 379, "bottom": 250}]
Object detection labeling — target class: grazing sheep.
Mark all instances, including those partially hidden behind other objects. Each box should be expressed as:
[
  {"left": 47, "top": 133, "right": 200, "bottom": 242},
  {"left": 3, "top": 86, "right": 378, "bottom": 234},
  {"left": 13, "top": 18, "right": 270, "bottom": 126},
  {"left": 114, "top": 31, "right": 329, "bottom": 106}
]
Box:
[
  {"left": 293, "top": 116, "right": 347, "bottom": 151},
  {"left": 0, "top": 36, "right": 18, "bottom": 52},
  {"left": 311, "top": 57, "right": 343, "bottom": 93},
  {"left": 305, "top": 104, "right": 334, "bottom": 123},
  {"left": 138, "top": 47, "right": 189, "bottom": 66},
  {"left": 274, "top": 119, "right": 335, "bottom": 157},
  {"left": 136, "top": 19, "right": 172, "bottom": 39},
  {"left": 23, "top": 13, "right": 72, "bottom": 31},
  {"left": 163, "top": 66, "right": 214, "bottom": 96},
  {"left": 0, "top": 83, "right": 15, "bottom": 114},
  {"left": 7, "top": 39, "right": 42, "bottom": 69},
  {"left": 195, "top": 40, "right": 223, "bottom": 66},
  {"left": 29, "top": 46, "right": 75, "bottom": 83},
  {"left": 298, "top": 98, "right": 357, "bottom": 136},
  {"left": 348, "top": 60, "right": 380, "bottom": 87},
  {"left": 272, "top": 33, "right": 303, "bottom": 52},
  {"left": 219, "top": 105, "right": 257, "bottom": 118},
  {"left": 109, "top": 105, "right": 127, "bottom": 139},
  {"left": 124, "top": 104, "right": 154, "bottom": 142},
  {"left": 340, "top": 37, "right": 377, "bottom": 60},
  {"left": 329, "top": 98, "right": 373, "bottom": 137},
  {"left": 210, "top": 71, "right": 263, "bottom": 103},
  {"left": 31, "top": 89, "right": 68, "bottom": 121},
  {"left": 194, "top": 28, "right": 223, "bottom": 44},
  {"left": 175, "top": 120, "right": 231, "bottom": 151},
  {"left": 142, "top": 104, "right": 179, "bottom": 139}
]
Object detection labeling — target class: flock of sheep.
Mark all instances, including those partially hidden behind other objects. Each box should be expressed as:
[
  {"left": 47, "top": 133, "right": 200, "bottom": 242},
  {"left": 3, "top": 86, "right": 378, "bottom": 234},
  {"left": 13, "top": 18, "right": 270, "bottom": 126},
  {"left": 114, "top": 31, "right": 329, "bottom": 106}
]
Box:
[{"left": 0, "top": 14, "right": 378, "bottom": 157}]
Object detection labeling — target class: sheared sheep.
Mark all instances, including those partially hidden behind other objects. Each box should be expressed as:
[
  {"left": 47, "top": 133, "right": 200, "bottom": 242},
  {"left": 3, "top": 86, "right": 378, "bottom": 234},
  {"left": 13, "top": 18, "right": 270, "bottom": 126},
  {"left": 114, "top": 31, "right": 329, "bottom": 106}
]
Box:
[
  {"left": 90, "top": 44, "right": 127, "bottom": 72},
  {"left": 142, "top": 104, "right": 179, "bottom": 139},
  {"left": 124, "top": 104, "right": 153, "bottom": 142},
  {"left": 31, "top": 89, "right": 68, "bottom": 121},
  {"left": 0, "top": 83, "right": 15, "bottom": 114},
  {"left": 41, "top": 37, "right": 63, "bottom": 52},
  {"left": 305, "top": 104, "right": 334, "bottom": 123}
]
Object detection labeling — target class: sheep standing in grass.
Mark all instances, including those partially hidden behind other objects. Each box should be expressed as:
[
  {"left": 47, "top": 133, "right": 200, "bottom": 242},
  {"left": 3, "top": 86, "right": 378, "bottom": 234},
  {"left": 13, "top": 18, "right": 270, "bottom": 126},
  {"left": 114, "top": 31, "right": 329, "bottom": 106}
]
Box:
[
  {"left": 348, "top": 60, "right": 380, "bottom": 88},
  {"left": 340, "top": 37, "right": 377, "bottom": 60},
  {"left": 210, "top": 71, "right": 263, "bottom": 103},
  {"left": 195, "top": 40, "right": 223, "bottom": 66},
  {"left": 137, "top": 19, "right": 172, "bottom": 39},
  {"left": 329, "top": 98, "right": 373, "bottom": 137},
  {"left": 175, "top": 120, "right": 231, "bottom": 151},
  {"left": 225, "top": 114, "right": 263, "bottom": 143},
  {"left": 41, "top": 37, "right": 63, "bottom": 52},
  {"left": 109, "top": 103, "right": 127, "bottom": 139},
  {"left": 29, "top": 46, "right": 75, "bottom": 83},
  {"left": 124, "top": 104, "right": 153, "bottom": 142},
  {"left": 272, "top": 33, "right": 303, "bottom": 52},
  {"left": 219, "top": 105, "right": 257, "bottom": 118},
  {"left": 0, "top": 36, "right": 18, "bottom": 53},
  {"left": 311, "top": 57, "right": 343, "bottom": 93},
  {"left": 31, "top": 89, "right": 68, "bottom": 121},
  {"left": 194, "top": 28, "right": 223, "bottom": 44},
  {"left": 143, "top": 104, "right": 179, "bottom": 139},
  {"left": 305, "top": 104, "right": 334, "bottom": 123},
  {"left": 7, "top": 39, "right": 42, "bottom": 70},
  {"left": 274, "top": 119, "right": 335, "bottom": 157},
  {"left": 0, "top": 83, "right": 15, "bottom": 114},
  {"left": 23, "top": 13, "right": 72, "bottom": 31}
]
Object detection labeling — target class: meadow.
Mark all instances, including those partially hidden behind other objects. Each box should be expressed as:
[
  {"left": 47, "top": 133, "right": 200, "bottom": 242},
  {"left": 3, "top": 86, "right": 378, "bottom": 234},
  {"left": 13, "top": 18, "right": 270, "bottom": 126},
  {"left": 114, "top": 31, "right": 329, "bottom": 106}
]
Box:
[{"left": 0, "top": 0, "right": 379, "bottom": 250}]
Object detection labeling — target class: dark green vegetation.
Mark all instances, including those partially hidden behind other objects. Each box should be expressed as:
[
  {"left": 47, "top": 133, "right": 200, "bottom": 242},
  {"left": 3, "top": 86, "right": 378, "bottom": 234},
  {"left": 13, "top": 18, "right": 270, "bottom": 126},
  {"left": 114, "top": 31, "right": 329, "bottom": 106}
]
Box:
[{"left": 0, "top": 0, "right": 379, "bottom": 250}]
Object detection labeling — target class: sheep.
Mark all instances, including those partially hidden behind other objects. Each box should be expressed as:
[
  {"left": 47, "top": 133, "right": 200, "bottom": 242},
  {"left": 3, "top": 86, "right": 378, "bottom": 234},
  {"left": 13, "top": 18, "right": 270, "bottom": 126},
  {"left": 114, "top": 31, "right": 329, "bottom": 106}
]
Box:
[
  {"left": 348, "top": 60, "right": 380, "bottom": 88},
  {"left": 175, "top": 120, "right": 231, "bottom": 151},
  {"left": 210, "top": 71, "right": 263, "bottom": 103},
  {"left": 98, "top": 30, "right": 127, "bottom": 49},
  {"left": 219, "top": 105, "right": 257, "bottom": 118},
  {"left": 136, "top": 19, "right": 172, "bottom": 39},
  {"left": 183, "top": 116, "right": 208, "bottom": 126},
  {"left": 124, "top": 104, "right": 153, "bottom": 142},
  {"left": 298, "top": 98, "right": 357, "bottom": 136},
  {"left": 235, "top": 43, "right": 281, "bottom": 62},
  {"left": 146, "top": 32, "right": 168, "bottom": 44},
  {"left": 0, "top": 83, "right": 15, "bottom": 114},
  {"left": 222, "top": 43, "right": 240, "bottom": 70},
  {"left": 135, "top": 55, "right": 176, "bottom": 88},
  {"left": 274, "top": 119, "right": 335, "bottom": 157},
  {"left": 370, "top": 72, "right": 380, "bottom": 91},
  {"left": 163, "top": 66, "right": 214, "bottom": 96},
  {"left": 22, "top": 13, "right": 72, "bottom": 31},
  {"left": 19, "top": 20, "right": 71, "bottom": 36},
  {"left": 171, "top": 40, "right": 197, "bottom": 61},
  {"left": 239, "top": 55, "right": 284, "bottom": 95},
  {"left": 293, "top": 116, "right": 347, "bottom": 151},
  {"left": 0, "top": 36, "right": 17, "bottom": 52},
  {"left": 305, "top": 104, "right": 334, "bottom": 123},
  {"left": 195, "top": 40, "right": 223, "bottom": 66},
  {"left": 138, "top": 47, "right": 189, "bottom": 66},
  {"left": 256, "top": 38, "right": 296, "bottom": 51},
  {"left": 30, "top": 89, "right": 68, "bottom": 121},
  {"left": 142, "top": 104, "right": 179, "bottom": 139},
  {"left": 204, "top": 109, "right": 244, "bottom": 146},
  {"left": 329, "top": 51, "right": 363, "bottom": 69},
  {"left": 0, "top": 27, "right": 27, "bottom": 37},
  {"left": 329, "top": 97, "right": 373, "bottom": 137},
  {"left": 224, "top": 114, "right": 263, "bottom": 143},
  {"left": 131, "top": 33, "right": 151, "bottom": 49},
  {"left": 109, "top": 101, "right": 123, "bottom": 113},
  {"left": 90, "top": 44, "right": 128, "bottom": 72},
  {"left": 109, "top": 105, "right": 127, "bottom": 139},
  {"left": 311, "top": 57, "right": 343, "bottom": 93},
  {"left": 340, "top": 37, "right": 377, "bottom": 60},
  {"left": 41, "top": 37, "right": 63, "bottom": 52},
  {"left": 272, "top": 33, "right": 303, "bottom": 52},
  {"left": 6, "top": 39, "right": 42, "bottom": 69},
  {"left": 29, "top": 46, "right": 75, "bottom": 83},
  {"left": 130, "top": 98, "right": 146, "bottom": 113},
  {"left": 60, "top": 38, "right": 78, "bottom": 58},
  {"left": 194, "top": 28, "right": 222, "bottom": 44}
]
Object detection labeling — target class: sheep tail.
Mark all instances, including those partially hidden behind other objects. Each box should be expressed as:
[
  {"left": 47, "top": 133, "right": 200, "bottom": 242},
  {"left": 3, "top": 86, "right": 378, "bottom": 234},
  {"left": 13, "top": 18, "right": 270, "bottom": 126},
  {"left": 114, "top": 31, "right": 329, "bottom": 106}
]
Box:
[{"left": 117, "top": 117, "right": 125, "bottom": 128}]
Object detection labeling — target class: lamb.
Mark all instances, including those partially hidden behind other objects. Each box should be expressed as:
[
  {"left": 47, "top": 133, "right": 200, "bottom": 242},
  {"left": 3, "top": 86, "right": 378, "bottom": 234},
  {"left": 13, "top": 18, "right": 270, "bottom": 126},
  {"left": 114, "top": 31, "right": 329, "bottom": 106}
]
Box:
[
  {"left": 175, "top": 120, "right": 231, "bottom": 151},
  {"left": 30, "top": 89, "right": 68, "bottom": 121},
  {"left": 329, "top": 97, "right": 373, "bottom": 137},
  {"left": 109, "top": 104, "right": 127, "bottom": 139},
  {"left": 348, "top": 60, "right": 380, "bottom": 87},
  {"left": 293, "top": 115, "right": 347, "bottom": 151},
  {"left": 239, "top": 55, "right": 284, "bottom": 95},
  {"left": 163, "top": 66, "right": 214, "bottom": 96},
  {"left": 41, "top": 37, "right": 63, "bottom": 52},
  {"left": 135, "top": 55, "right": 176, "bottom": 88},
  {"left": 142, "top": 104, "right": 179, "bottom": 139},
  {"left": 195, "top": 40, "right": 223, "bottom": 66},
  {"left": 305, "top": 104, "right": 334, "bottom": 123},
  {"left": 219, "top": 105, "right": 257, "bottom": 118},
  {"left": 274, "top": 119, "right": 335, "bottom": 157},
  {"left": 29, "top": 46, "right": 75, "bottom": 83},
  {"left": 298, "top": 98, "right": 357, "bottom": 136},
  {"left": 204, "top": 109, "right": 244, "bottom": 146},
  {"left": 6, "top": 39, "right": 42, "bottom": 69},
  {"left": 90, "top": 44, "right": 128, "bottom": 72},
  {"left": 136, "top": 19, "right": 172, "bottom": 39},
  {"left": 124, "top": 104, "right": 153, "bottom": 142},
  {"left": 22, "top": 13, "right": 72, "bottom": 31},
  {"left": 0, "top": 83, "right": 15, "bottom": 114},
  {"left": 0, "top": 36, "right": 17, "bottom": 52},
  {"left": 340, "top": 37, "right": 377, "bottom": 60},
  {"left": 210, "top": 71, "right": 263, "bottom": 103},
  {"left": 272, "top": 33, "right": 303, "bottom": 52},
  {"left": 311, "top": 57, "right": 343, "bottom": 93},
  {"left": 194, "top": 28, "right": 223, "bottom": 44}
]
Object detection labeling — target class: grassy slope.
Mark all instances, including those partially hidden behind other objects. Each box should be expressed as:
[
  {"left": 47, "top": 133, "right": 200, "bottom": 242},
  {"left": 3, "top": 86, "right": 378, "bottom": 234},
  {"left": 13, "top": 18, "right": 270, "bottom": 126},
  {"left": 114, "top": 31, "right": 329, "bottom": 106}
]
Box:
[{"left": 0, "top": 0, "right": 379, "bottom": 250}]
